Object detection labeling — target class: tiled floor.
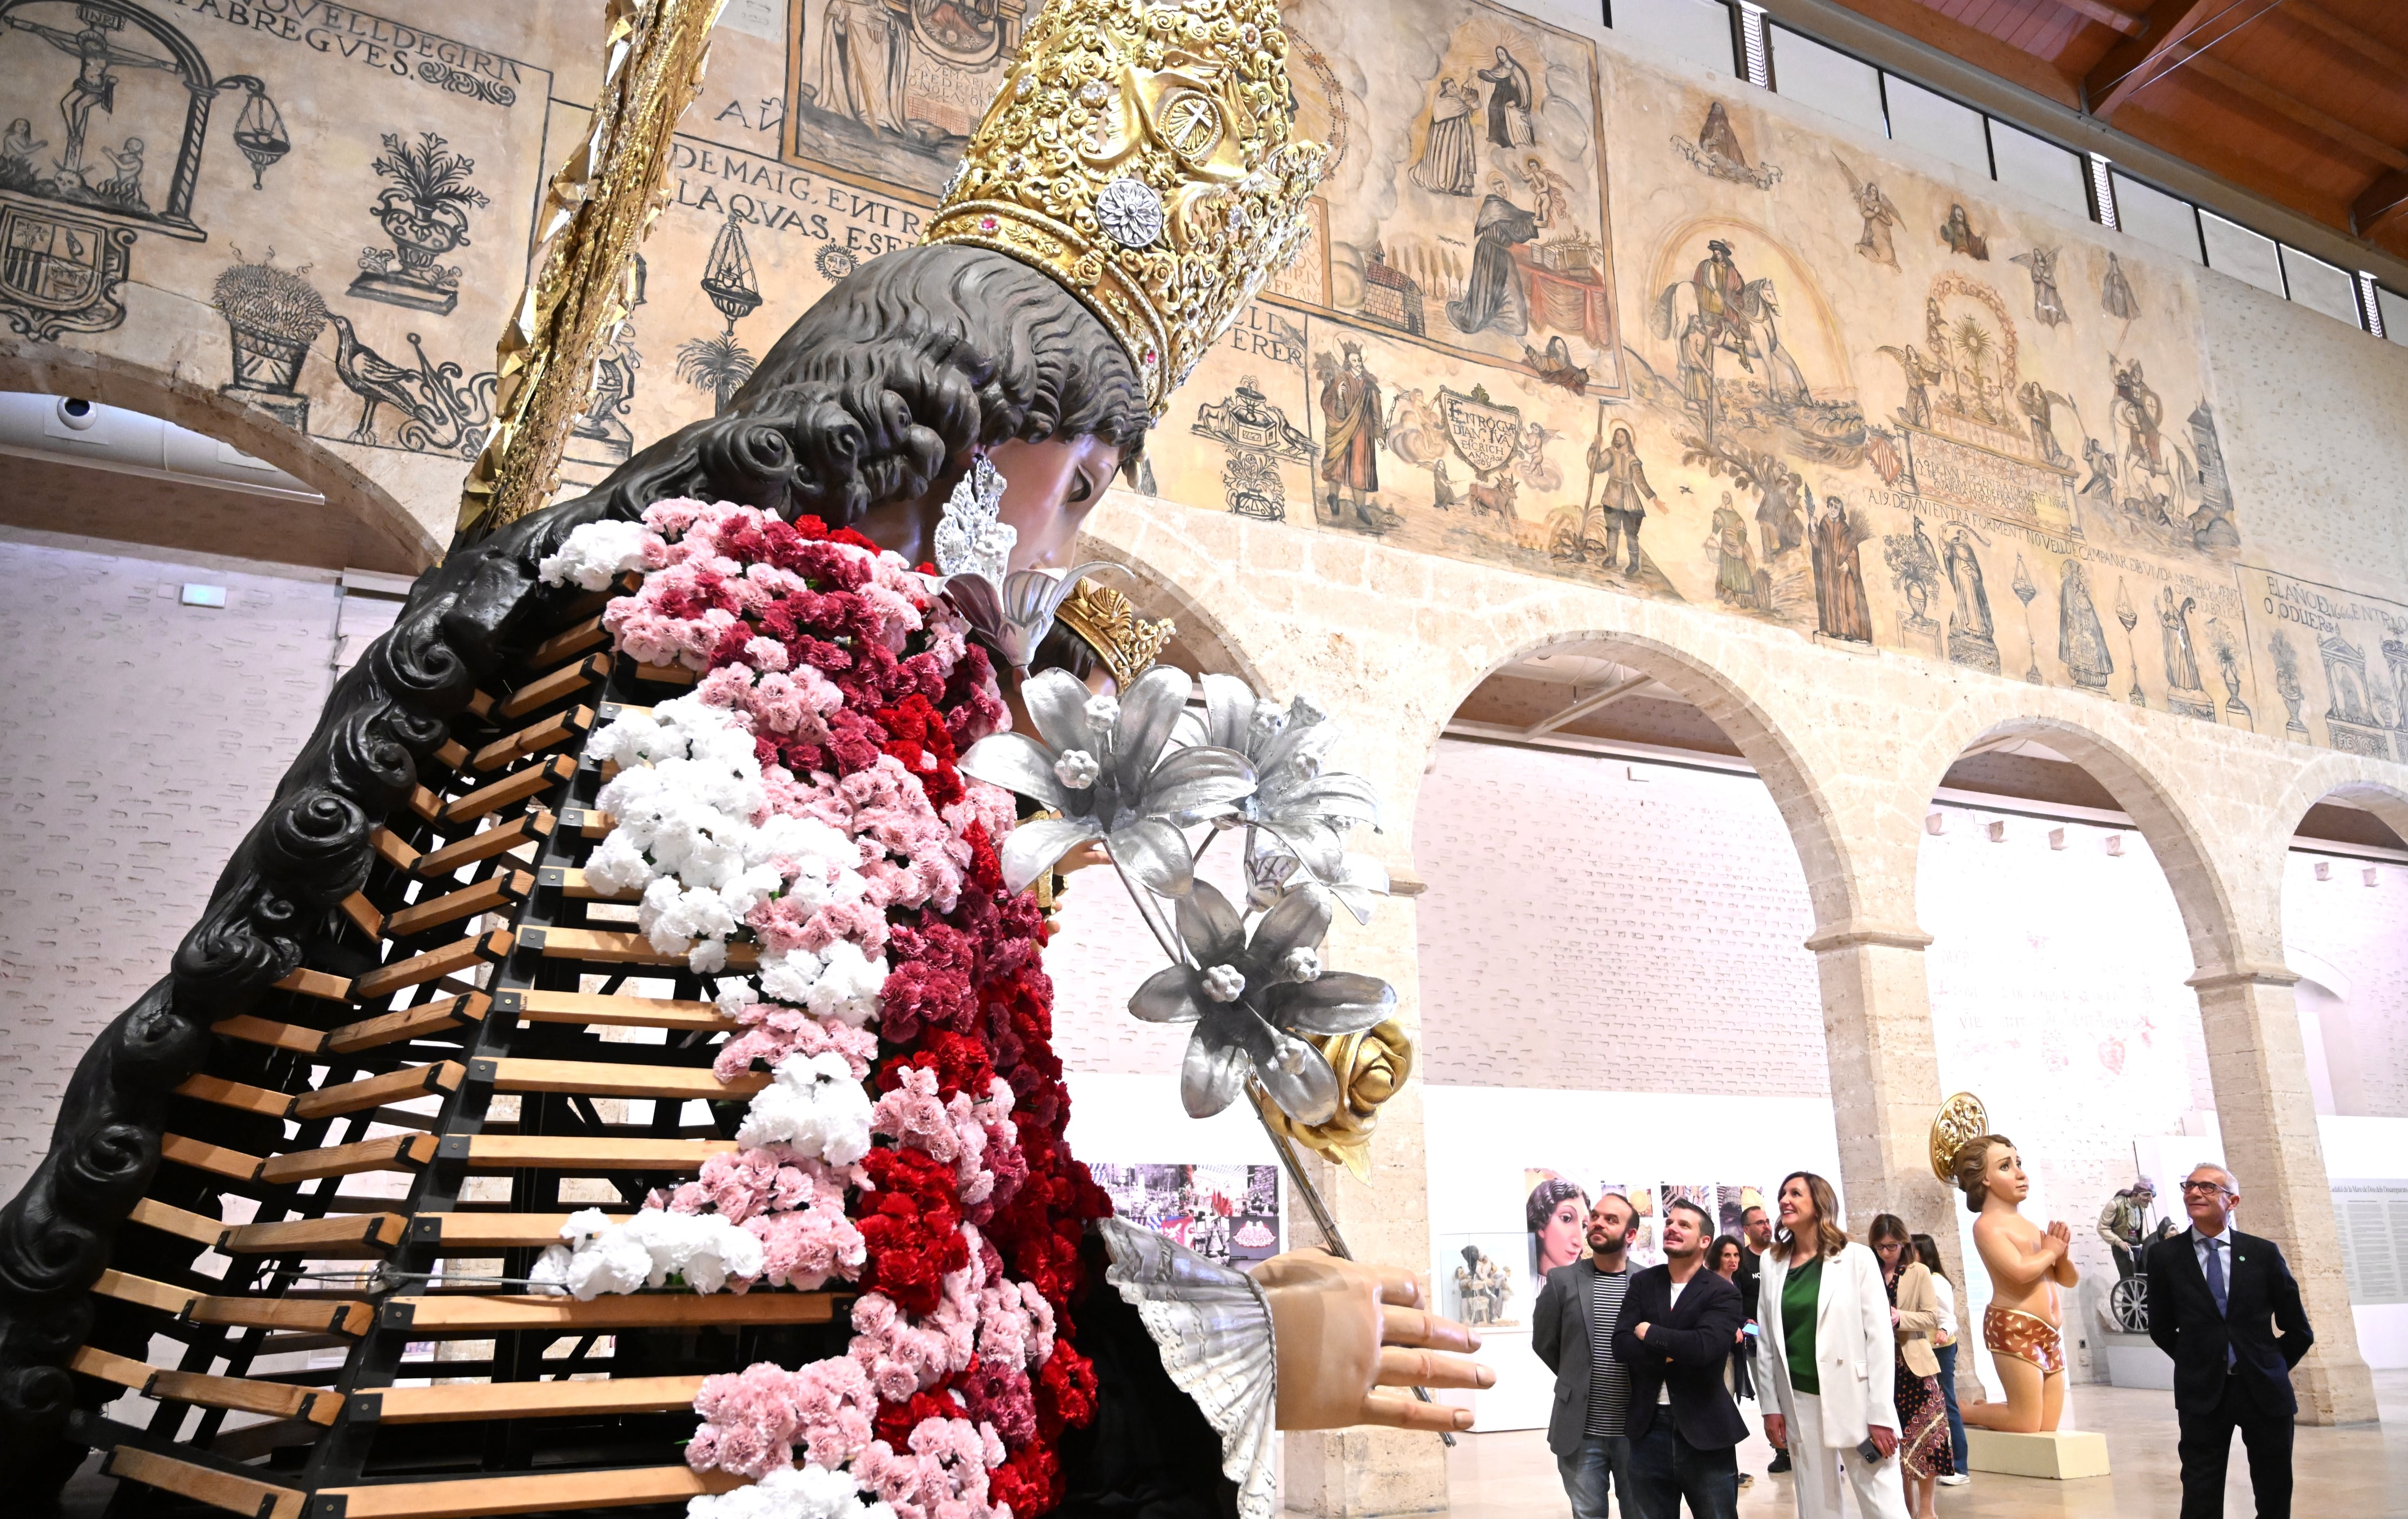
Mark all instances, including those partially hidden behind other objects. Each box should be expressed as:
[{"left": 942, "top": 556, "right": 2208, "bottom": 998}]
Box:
[{"left": 1426, "top": 1371, "right": 2408, "bottom": 1517}]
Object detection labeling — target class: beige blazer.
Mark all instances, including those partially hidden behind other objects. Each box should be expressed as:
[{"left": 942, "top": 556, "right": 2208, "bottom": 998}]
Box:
[{"left": 1890, "top": 1261, "right": 1941, "bottom": 1379}]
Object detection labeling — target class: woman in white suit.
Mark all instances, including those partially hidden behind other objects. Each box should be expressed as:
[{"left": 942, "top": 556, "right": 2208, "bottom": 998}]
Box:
[{"left": 1752, "top": 1172, "right": 1909, "bottom": 1519}]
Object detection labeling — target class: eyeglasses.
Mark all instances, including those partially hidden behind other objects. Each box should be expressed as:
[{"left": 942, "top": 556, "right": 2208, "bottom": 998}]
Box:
[{"left": 2178, "top": 1181, "right": 2234, "bottom": 1197}]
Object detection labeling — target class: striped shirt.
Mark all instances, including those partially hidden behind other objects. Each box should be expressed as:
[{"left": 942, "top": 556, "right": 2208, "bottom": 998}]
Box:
[{"left": 1583, "top": 1262, "right": 1633, "bottom": 1437}]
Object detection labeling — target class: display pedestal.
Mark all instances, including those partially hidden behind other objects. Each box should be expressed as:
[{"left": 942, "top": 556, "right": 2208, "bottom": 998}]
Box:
[
  {"left": 1965, "top": 1428, "right": 2112, "bottom": 1479},
  {"left": 2100, "top": 1330, "right": 2174, "bottom": 1389}
]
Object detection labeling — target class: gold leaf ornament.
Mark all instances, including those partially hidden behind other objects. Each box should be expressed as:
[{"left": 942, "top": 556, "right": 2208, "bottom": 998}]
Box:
[
  {"left": 456, "top": 0, "right": 728, "bottom": 541},
  {"left": 924, "top": 0, "right": 1327, "bottom": 416},
  {"left": 1928, "top": 1091, "right": 1991, "bottom": 1183},
  {"left": 1257, "top": 1019, "right": 1415, "bottom": 1181}
]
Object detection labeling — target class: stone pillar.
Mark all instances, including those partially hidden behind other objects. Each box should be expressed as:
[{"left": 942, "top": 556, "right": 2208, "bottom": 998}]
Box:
[
  {"left": 1281, "top": 879, "right": 1450, "bottom": 1516},
  {"left": 1281, "top": 1084, "right": 1450, "bottom": 1516},
  {"left": 2187, "top": 966, "right": 2378, "bottom": 1425},
  {"left": 1806, "top": 925, "right": 1960, "bottom": 1277}
]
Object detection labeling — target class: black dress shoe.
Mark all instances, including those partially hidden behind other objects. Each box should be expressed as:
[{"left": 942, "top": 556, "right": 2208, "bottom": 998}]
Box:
[{"left": 1767, "top": 1450, "right": 1792, "bottom": 1474}]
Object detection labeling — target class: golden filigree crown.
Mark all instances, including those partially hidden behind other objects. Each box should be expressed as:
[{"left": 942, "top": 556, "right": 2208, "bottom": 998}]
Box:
[
  {"left": 1056, "top": 578, "right": 1176, "bottom": 689},
  {"left": 924, "top": 0, "right": 1327, "bottom": 417}
]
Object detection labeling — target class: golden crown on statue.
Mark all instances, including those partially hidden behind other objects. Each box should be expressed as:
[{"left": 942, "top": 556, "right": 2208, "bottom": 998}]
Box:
[{"left": 924, "top": 0, "right": 1327, "bottom": 417}]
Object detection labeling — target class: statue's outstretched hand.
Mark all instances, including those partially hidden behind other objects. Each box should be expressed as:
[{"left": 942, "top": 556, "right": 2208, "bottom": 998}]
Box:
[{"left": 1250, "top": 1248, "right": 1492, "bottom": 1433}]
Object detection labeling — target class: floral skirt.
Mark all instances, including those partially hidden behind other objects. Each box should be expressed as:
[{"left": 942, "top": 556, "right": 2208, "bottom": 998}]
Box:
[{"left": 1896, "top": 1357, "right": 1956, "bottom": 1479}]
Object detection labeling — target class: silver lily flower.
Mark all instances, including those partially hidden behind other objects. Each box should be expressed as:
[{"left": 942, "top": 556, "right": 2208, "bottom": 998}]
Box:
[
  {"left": 944, "top": 561, "right": 1121, "bottom": 676},
  {"left": 960, "top": 665, "right": 1256, "bottom": 894},
  {"left": 1179, "top": 674, "right": 1388, "bottom": 914},
  {"left": 1245, "top": 847, "right": 1392, "bottom": 927},
  {"left": 1128, "top": 881, "right": 1397, "bottom": 1123}
]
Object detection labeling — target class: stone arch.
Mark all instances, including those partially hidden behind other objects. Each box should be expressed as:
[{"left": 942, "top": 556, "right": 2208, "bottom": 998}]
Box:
[
  {"left": 1072, "top": 510, "right": 1269, "bottom": 689},
  {"left": 0, "top": 340, "right": 435, "bottom": 572},
  {"left": 1918, "top": 711, "right": 2251, "bottom": 977},
  {"left": 1425, "top": 622, "right": 1865, "bottom": 934}
]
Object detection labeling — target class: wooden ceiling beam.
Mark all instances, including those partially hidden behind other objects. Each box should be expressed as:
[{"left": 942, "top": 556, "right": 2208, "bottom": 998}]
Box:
[
  {"left": 2358, "top": 169, "right": 2408, "bottom": 235},
  {"left": 2086, "top": 0, "right": 2243, "bottom": 118},
  {"left": 2052, "top": 0, "right": 2145, "bottom": 37},
  {"left": 2184, "top": 54, "right": 2408, "bottom": 175},
  {"left": 2285, "top": 2, "right": 2408, "bottom": 79}
]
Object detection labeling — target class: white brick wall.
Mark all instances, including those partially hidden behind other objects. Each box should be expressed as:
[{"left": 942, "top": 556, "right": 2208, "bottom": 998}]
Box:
[
  {"left": 1413, "top": 738, "right": 1830, "bottom": 1095},
  {"left": 0, "top": 535, "right": 339, "bottom": 1202}
]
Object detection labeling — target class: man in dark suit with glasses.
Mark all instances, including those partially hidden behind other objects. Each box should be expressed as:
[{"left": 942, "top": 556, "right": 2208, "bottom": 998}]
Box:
[{"left": 2143, "top": 1164, "right": 2314, "bottom": 1519}]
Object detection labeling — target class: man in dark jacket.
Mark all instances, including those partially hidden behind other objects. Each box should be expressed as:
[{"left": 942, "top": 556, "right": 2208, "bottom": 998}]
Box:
[
  {"left": 1533, "top": 1193, "right": 1641, "bottom": 1518},
  {"left": 1615, "top": 1196, "right": 1748, "bottom": 1519},
  {"left": 2144, "top": 1163, "right": 2314, "bottom": 1519}
]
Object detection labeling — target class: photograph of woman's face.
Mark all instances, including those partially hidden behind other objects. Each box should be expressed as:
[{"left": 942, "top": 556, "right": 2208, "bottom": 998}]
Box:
[{"left": 1535, "top": 1196, "right": 1586, "bottom": 1275}]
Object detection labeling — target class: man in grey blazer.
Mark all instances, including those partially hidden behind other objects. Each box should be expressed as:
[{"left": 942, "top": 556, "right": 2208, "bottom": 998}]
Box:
[{"left": 1534, "top": 1192, "right": 1641, "bottom": 1518}]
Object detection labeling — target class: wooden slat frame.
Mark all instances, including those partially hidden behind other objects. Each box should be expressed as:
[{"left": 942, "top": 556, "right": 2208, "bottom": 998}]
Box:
[
  {"left": 355, "top": 1372, "right": 706, "bottom": 1424},
  {"left": 101, "top": 1444, "right": 305, "bottom": 1519},
  {"left": 447, "top": 1135, "right": 735, "bottom": 1171},
  {"left": 412, "top": 811, "right": 553, "bottom": 879},
  {"left": 71, "top": 1344, "right": 342, "bottom": 1425},
  {"left": 188, "top": 1295, "right": 374, "bottom": 1336},
  {"left": 527, "top": 615, "right": 608, "bottom": 666},
  {"left": 532, "top": 865, "right": 630, "bottom": 900},
  {"left": 257, "top": 1133, "right": 436, "bottom": 1186},
  {"left": 499, "top": 653, "right": 610, "bottom": 720},
  {"left": 471, "top": 706, "right": 593, "bottom": 773},
  {"left": 440, "top": 755, "right": 575, "bottom": 825},
  {"left": 350, "top": 932, "right": 511, "bottom": 1002},
  {"left": 496, "top": 987, "right": 735, "bottom": 1033},
  {"left": 370, "top": 827, "right": 421, "bottom": 873},
  {"left": 315, "top": 1465, "right": 746, "bottom": 1519},
  {"left": 290, "top": 1062, "right": 462, "bottom": 1121},
  {"left": 324, "top": 993, "right": 489, "bottom": 1056},
  {"left": 128, "top": 1196, "right": 224, "bottom": 1247},
  {"left": 519, "top": 926, "right": 755, "bottom": 970},
  {"left": 477, "top": 1058, "right": 762, "bottom": 1102},
  {"left": 220, "top": 1213, "right": 407, "bottom": 1258},
  {"left": 160, "top": 1133, "right": 263, "bottom": 1184},
  {"left": 383, "top": 873, "right": 530, "bottom": 939},
  {"left": 418, "top": 1211, "right": 625, "bottom": 1249},
  {"left": 382, "top": 1291, "right": 831, "bottom": 1333},
  {"left": 273, "top": 967, "right": 355, "bottom": 1003},
  {"left": 174, "top": 1072, "right": 289, "bottom": 1118}
]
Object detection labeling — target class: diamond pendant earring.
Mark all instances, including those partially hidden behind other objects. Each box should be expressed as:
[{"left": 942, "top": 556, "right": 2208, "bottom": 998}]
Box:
[{"left": 933, "top": 452, "right": 1014, "bottom": 584}]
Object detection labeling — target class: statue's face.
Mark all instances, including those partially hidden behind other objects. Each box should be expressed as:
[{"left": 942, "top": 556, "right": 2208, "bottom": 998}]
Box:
[
  {"left": 1985, "top": 1143, "right": 2029, "bottom": 1205},
  {"left": 990, "top": 434, "right": 1125, "bottom": 573}
]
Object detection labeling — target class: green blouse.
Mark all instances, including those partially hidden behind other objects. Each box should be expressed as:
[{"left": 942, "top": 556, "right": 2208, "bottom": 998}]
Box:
[{"left": 1782, "top": 1255, "right": 1823, "bottom": 1397}]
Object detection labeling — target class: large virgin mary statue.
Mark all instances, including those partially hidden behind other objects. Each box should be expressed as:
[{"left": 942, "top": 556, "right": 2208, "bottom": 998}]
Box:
[{"left": 0, "top": 4, "right": 1488, "bottom": 1516}]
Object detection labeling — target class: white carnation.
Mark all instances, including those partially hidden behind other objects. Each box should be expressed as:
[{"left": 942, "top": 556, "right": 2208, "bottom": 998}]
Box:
[
  {"left": 735, "top": 1051, "right": 873, "bottom": 1163},
  {"left": 686, "top": 1463, "right": 896, "bottom": 1519},
  {"left": 756, "top": 942, "right": 887, "bottom": 1026},
  {"left": 538, "top": 518, "right": 654, "bottom": 591}
]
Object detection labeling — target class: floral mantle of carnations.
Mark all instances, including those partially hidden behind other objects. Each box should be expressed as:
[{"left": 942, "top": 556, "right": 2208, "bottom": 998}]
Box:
[{"left": 537, "top": 501, "right": 1111, "bottom": 1519}]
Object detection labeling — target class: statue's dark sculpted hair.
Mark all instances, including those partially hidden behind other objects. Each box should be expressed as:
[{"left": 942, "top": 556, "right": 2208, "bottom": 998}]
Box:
[
  {"left": 0, "top": 244, "right": 1147, "bottom": 1498},
  {"left": 561, "top": 242, "right": 1150, "bottom": 530}
]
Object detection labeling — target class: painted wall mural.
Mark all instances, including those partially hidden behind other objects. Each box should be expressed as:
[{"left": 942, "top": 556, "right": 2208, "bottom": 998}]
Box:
[
  {"left": 1122, "top": 30, "right": 2333, "bottom": 749},
  {"left": 8, "top": 0, "right": 2402, "bottom": 766},
  {"left": 0, "top": 0, "right": 548, "bottom": 472}
]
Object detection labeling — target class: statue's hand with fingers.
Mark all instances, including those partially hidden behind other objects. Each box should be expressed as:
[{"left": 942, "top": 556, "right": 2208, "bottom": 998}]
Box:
[{"left": 1250, "top": 1249, "right": 1493, "bottom": 1433}]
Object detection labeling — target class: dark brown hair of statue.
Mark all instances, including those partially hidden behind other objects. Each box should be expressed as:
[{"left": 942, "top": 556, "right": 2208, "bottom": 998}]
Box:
[
  {"left": 1773, "top": 1170, "right": 1850, "bottom": 1259},
  {"left": 1954, "top": 1132, "right": 2013, "bottom": 1212},
  {"left": 556, "top": 243, "right": 1149, "bottom": 534}
]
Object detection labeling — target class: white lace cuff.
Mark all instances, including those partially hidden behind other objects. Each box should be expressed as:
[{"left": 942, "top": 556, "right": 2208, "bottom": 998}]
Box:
[{"left": 1096, "top": 1216, "right": 1278, "bottom": 1519}]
